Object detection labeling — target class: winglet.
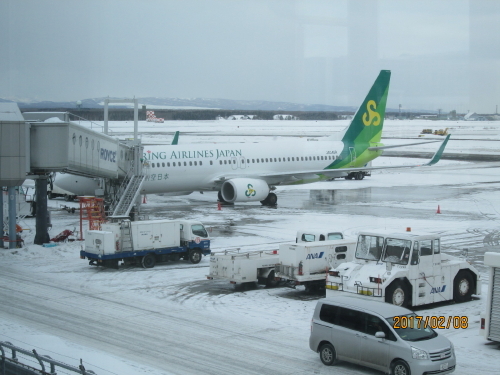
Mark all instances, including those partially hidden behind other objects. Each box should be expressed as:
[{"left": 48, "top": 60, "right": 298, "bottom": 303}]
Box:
[
  {"left": 171, "top": 131, "right": 179, "bottom": 145},
  {"left": 425, "top": 134, "right": 450, "bottom": 166}
]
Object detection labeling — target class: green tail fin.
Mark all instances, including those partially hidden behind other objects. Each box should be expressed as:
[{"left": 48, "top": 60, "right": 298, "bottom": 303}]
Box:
[
  {"left": 342, "top": 70, "right": 391, "bottom": 145},
  {"left": 326, "top": 70, "right": 391, "bottom": 170},
  {"left": 171, "top": 131, "right": 179, "bottom": 145}
]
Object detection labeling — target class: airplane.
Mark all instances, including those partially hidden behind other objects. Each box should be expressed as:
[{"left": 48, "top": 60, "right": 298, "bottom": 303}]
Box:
[{"left": 55, "top": 70, "right": 451, "bottom": 206}]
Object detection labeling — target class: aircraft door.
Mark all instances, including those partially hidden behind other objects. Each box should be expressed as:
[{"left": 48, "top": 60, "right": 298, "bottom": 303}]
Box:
[
  {"left": 230, "top": 157, "right": 238, "bottom": 170},
  {"left": 239, "top": 156, "right": 247, "bottom": 169}
]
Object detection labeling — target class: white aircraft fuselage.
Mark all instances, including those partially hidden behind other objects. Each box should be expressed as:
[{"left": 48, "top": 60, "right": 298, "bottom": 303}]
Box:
[{"left": 141, "top": 138, "right": 345, "bottom": 194}]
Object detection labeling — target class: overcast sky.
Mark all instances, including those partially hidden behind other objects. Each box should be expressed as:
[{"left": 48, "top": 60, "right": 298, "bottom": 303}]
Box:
[{"left": 1, "top": 0, "right": 499, "bottom": 113}]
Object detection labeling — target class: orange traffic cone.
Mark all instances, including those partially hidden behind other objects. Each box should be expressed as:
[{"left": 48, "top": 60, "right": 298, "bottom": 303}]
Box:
[
  {"left": 436, "top": 205, "right": 441, "bottom": 214},
  {"left": 217, "top": 201, "right": 222, "bottom": 211},
  {"left": 143, "top": 195, "right": 147, "bottom": 204}
]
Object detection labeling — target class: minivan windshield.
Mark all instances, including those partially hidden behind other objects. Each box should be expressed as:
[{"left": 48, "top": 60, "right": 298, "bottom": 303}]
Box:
[
  {"left": 355, "top": 234, "right": 384, "bottom": 261},
  {"left": 387, "top": 314, "right": 438, "bottom": 341},
  {"left": 192, "top": 224, "right": 208, "bottom": 238}
]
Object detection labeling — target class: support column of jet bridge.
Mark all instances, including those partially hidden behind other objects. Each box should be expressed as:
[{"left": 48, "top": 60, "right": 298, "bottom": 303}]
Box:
[
  {"left": 0, "top": 104, "right": 30, "bottom": 248},
  {"left": 103, "top": 98, "right": 145, "bottom": 221}
]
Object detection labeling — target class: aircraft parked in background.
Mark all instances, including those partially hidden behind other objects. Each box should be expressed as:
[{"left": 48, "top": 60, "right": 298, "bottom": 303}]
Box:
[{"left": 55, "top": 70, "right": 450, "bottom": 206}]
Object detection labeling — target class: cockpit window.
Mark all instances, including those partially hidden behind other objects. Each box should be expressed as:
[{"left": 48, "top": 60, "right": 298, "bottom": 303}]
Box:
[
  {"left": 355, "top": 235, "right": 384, "bottom": 261},
  {"left": 192, "top": 224, "right": 208, "bottom": 238},
  {"left": 382, "top": 238, "right": 412, "bottom": 265}
]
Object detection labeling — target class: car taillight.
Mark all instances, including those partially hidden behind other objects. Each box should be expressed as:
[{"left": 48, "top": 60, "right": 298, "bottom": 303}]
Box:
[
  {"left": 329, "top": 270, "right": 340, "bottom": 277},
  {"left": 481, "top": 318, "right": 485, "bottom": 330},
  {"left": 369, "top": 277, "right": 382, "bottom": 284}
]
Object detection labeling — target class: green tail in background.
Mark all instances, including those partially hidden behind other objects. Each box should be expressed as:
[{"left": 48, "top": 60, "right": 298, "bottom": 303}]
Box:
[{"left": 326, "top": 70, "right": 391, "bottom": 170}]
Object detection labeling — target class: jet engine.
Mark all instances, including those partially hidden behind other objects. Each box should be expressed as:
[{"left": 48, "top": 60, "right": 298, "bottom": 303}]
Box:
[{"left": 220, "top": 178, "right": 269, "bottom": 203}]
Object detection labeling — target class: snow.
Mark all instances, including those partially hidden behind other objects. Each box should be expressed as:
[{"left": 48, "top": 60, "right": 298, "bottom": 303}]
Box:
[{"left": 1, "top": 119, "right": 500, "bottom": 374}]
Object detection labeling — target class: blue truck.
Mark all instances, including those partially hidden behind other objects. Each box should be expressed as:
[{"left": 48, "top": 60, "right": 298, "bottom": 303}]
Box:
[{"left": 80, "top": 219, "right": 211, "bottom": 269}]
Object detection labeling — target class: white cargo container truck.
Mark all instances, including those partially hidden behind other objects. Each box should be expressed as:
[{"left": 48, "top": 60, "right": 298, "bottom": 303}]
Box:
[
  {"left": 207, "top": 249, "right": 279, "bottom": 287},
  {"left": 275, "top": 239, "right": 356, "bottom": 291},
  {"left": 480, "top": 252, "right": 500, "bottom": 342}
]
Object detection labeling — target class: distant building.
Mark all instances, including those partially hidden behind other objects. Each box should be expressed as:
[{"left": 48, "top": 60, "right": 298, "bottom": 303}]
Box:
[{"left": 463, "top": 112, "right": 485, "bottom": 121}]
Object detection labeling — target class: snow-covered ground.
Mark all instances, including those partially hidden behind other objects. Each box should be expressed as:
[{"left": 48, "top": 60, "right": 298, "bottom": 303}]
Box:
[{"left": 1, "top": 119, "right": 500, "bottom": 375}]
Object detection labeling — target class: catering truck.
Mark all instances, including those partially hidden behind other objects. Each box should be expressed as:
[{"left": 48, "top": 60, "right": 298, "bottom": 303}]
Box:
[
  {"left": 480, "top": 252, "right": 500, "bottom": 342},
  {"left": 80, "top": 219, "right": 210, "bottom": 269},
  {"left": 326, "top": 230, "right": 481, "bottom": 307},
  {"left": 275, "top": 239, "right": 356, "bottom": 292}
]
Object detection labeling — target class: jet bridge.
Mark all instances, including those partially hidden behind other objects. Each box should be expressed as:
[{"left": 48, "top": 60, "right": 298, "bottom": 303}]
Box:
[{"left": 1, "top": 102, "right": 144, "bottom": 246}]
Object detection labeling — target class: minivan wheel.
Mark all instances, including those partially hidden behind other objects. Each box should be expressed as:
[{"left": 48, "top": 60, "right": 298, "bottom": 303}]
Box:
[
  {"left": 391, "top": 359, "right": 410, "bottom": 375},
  {"left": 319, "top": 343, "right": 338, "bottom": 366}
]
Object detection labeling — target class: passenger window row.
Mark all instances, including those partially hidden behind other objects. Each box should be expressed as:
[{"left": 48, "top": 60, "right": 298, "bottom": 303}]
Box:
[{"left": 149, "top": 155, "right": 335, "bottom": 168}]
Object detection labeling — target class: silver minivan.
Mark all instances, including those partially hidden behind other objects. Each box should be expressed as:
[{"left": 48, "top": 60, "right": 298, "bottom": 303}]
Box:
[{"left": 310, "top": 296, "right": 456, "bottom": 375}]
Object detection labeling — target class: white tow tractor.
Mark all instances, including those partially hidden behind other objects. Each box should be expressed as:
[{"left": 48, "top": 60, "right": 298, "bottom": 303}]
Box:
[
  {"left": 275, "top": 239, "right": 356, "bottom": 292},
  {"left": 325, "top": 230, "right": 481, "bottom": 307},
  {"left": 480, "top": 252, "right": 500, "bottom": 342}
]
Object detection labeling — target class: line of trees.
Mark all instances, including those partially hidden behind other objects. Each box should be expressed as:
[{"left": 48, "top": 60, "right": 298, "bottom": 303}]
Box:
[{"left": 20, "top": 108, "right": 340, "bottom": 121}]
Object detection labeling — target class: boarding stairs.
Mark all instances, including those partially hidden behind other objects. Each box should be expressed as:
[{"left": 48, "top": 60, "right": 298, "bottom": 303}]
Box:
[{"left": 109, "top": 171, "right": 145, "bottom": 218}]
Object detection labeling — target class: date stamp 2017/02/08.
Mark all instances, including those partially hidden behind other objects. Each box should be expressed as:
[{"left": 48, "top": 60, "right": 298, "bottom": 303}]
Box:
[{"left": 393, "top": 316, "right": 468, "bottom": 329}]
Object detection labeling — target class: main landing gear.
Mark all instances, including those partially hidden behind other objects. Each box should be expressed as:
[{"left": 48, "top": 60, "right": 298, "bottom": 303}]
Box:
[
  {"left": 217, "top": 191, "right": 278, "bottom": 207},
  {"left": 260, "top": 192, "right": 277, "bottom": 207}
]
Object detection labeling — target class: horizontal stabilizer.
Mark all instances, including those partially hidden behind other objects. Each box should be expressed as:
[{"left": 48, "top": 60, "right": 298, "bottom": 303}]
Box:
[{"left": 368, "top": 139, "right": 441, "bottom": 151}]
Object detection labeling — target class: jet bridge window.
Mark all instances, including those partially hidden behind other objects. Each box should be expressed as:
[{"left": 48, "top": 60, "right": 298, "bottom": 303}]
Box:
[
  {"left": 382, "top": 238, "right": 412, "bottom": 265},
  {"left": 355, "top": 234, "right": 384, "bottom": 261}
]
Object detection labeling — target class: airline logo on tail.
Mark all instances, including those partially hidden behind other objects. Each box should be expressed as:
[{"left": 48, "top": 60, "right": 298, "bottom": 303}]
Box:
[{"left": 362, "top": 100, "right": 381, "bottom": 126}]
